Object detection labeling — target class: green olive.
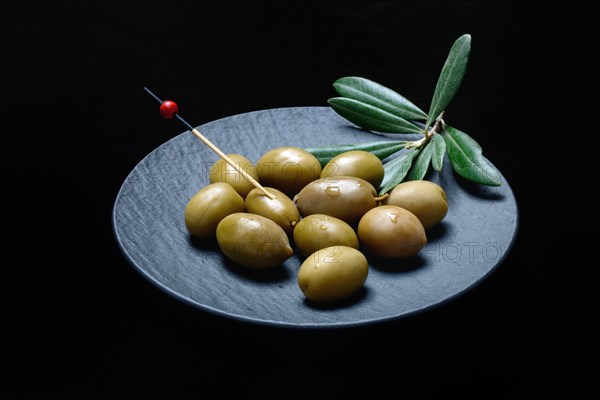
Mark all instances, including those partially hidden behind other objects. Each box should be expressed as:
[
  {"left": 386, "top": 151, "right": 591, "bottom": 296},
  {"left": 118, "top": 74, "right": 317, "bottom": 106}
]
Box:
[
  {"left": 381, "top": 180, "right": 448, "bottom": 229},
  {"left": 245, "top": 187, "right": 300, "bottom": 235},
  {"left": 209, "top": 154, "right": 260, "bottom": 198},
  {"left": 184, "top": 183, "right": 245, "bottom": 239},
  {"left": 256, "top": 147, "right": 322, "bottom": 197},
  {"left": 320, "top": 150, "right": 384, "bottom": 189},
  {"left": 294, "top": 176, "right": 380, "bottom": 226},
  {"left": 293, "top": 214, "right": 359, "bottom": 258},
  {"left": 216, "top": 212, "right": 294, "bottom": 269},
  {"left": 297, "top": 246, "right": 368, "bottom": 302},
  {"left": 358, "top": 205, "right": 427, "bottom": 258}
]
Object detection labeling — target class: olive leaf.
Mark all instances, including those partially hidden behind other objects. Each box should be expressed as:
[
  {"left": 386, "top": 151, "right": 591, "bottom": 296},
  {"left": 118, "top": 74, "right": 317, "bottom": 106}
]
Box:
[
  {"left": 328, "top": 97, "right": 424, "bottom": 134},
  {"left": 443, "top": 125, "right": 502, "bottom": 186},
  {"left": 426, "top": 34, "right": 471, "bottom": 128},
  {"left": 408, "top": 142, "right": 433, "bottom": 181},
  {"left": 305, "top": 140, "right": 407, "bottom": 167},
  {"left": 431, "top": 133, "right": 446, "bottom": 172},
  {"left": 333, "top": 76, "right": 427, "bottom": 121},
  {"left": 379, "top": 148, "right": 420, "bottom": 195}
]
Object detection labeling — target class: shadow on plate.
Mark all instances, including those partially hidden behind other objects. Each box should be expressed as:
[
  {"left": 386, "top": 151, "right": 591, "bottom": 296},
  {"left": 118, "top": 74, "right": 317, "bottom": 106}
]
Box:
[
  {"left": 221, "top": 256, "right": 292, "bottom": 283},
  {"left": 368, "top": 253, "right": 427, "bottom": 274},
  {"left": 426, "top": 222, "right": 450, "bottom": 243},
  {"left": 303, "top": 286, "right": 370, "bottom": 310},
  {"left": 189, "top": 236, "right": 221, "bottom": 252}
]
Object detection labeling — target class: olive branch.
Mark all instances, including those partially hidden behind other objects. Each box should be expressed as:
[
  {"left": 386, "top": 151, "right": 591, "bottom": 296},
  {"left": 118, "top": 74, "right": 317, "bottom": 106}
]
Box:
[{"left": 306, "top": 34, "right": 502, "bottom": 195}]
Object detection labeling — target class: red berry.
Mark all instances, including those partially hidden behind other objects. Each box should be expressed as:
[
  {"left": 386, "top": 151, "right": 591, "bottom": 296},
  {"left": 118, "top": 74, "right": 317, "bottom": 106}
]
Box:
[{"left": 159, "top": 100, "right": 179, "bottom": 119}]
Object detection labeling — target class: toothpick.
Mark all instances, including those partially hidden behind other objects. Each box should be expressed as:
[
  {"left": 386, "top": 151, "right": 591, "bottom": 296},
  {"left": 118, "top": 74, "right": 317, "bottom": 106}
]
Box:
[{"left": 144, "top": 87, "right": 275, "bottom": 200}]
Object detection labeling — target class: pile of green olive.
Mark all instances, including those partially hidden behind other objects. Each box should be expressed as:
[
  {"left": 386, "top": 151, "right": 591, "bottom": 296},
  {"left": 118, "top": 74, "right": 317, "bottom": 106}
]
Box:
[{"left": 184, "top": 146, "right": 448, "bottom": 303}]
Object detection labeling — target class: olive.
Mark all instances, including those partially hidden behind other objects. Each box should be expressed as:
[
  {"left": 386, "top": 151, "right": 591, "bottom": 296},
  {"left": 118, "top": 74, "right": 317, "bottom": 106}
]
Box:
[
  {"left": 216, "top": 212, "right": 294, "bottom": 269},
  {"left": 357, "top": 205, "right": 427, "bottom": 258},
  {"left": 209, "top": 154, "right": 259, "bottom": 198},
  {"left": 293, "top": 214, "right": 359, "bottom": 258},
  {"left": 381, "top": 180, "right": 448, "bottom": 229},
  {"left": 256, "top": 147, "right": 322, "bottom": 197},
  {"left": 294, "top": 176, "right": 383, "bottom": 226},
  {"left": 297, "top": 246, "right": 368, "bottom": 302},
  {"left": 184, "top": 183, "right": 245, "bottom": 239},
  {"left": 245, "top": 187, "right": 300, "bottom": 235},
  {"left": 320, "top": 150, "right": 384, "bottom": 189}
]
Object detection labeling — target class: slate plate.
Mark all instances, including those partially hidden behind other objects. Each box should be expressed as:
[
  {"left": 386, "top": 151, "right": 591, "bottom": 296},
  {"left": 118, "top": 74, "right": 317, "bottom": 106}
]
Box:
[{"left": 113, "top": 106, "right": 518, "bottom": 328}]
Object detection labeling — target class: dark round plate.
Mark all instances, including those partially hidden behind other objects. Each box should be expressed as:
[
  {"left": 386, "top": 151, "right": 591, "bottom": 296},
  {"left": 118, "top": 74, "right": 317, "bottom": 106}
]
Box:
[{"left": 113, "top": 106, "right": 518, "bottom": 328}]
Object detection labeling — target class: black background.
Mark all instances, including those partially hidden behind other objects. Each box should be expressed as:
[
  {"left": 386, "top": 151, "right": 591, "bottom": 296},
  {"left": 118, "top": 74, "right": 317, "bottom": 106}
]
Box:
[{"left": 3, "top": 0, "right": 598, "bottom": 397}]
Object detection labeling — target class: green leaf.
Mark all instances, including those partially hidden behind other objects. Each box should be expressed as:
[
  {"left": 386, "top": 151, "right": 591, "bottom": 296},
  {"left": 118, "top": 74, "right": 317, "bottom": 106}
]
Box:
[
  {"left": 431, "top": 133, "right": 447, "bottom": 172},
  {"left": 328, "top": 97, "right": 424, "bottom": 134},
  {"left": 379, "top": 148, "right": 420, "bottom": 194},
  {"left": 408, "top": 143, "right": 433, "bottom": 181},
  {"left": 305, "top": 140, "right": 407, "bottom": 167},
  {"left": 426, "top": 34, "right": 471, "bottom": 128},
  {"left": 443, "top": 125, "right": 502, "bottom": 186},
  {"left": 333, "top": 76, "right": 427, "bottom": 121}
]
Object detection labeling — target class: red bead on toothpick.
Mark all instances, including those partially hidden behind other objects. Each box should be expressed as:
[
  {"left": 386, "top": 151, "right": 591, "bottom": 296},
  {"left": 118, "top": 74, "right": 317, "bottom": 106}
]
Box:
[{"left": 159, "top": 100, "right": 179, "bottom": 119}]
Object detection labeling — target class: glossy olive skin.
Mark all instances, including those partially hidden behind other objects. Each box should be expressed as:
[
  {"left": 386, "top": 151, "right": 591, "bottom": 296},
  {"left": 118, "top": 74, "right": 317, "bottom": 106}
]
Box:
[
  {"left": 294, "top": 176, "right": 378, "bottom": 226},
  {"left": 209, "top": 154, "right": 259, "bottom": 198},
  {"left": 321, "top": 150, "right": 384, "bottom": 189},
  {"left": 297, "top": 246, "right": 368, "bottom": 302},
  {"left": 293, "top": 214, "right": 359, "bottom": 257},
  {"left": 184, "top": 183, "right": 245, "bottom": 239},
  {"left": 216, "top": 212, "right": 294, "bottom": 269},
  {"left": 358, "top": 205, "right": 427, "bottom": 258},
  {"left": 256, "top": 147, "right": 322, "bottom": 197},
  {"left": 381, "top": 180, "right": 448, "bottom": 229},
  {"left": 245, "top": 187, "right": 300, "bottom": 235}
]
